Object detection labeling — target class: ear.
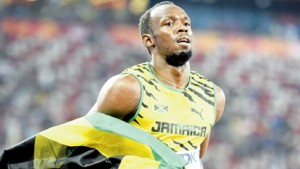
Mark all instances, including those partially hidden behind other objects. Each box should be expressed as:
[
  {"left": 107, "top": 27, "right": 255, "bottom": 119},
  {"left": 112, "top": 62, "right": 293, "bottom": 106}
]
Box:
[{"left": 142, "top": 34, "right": 155, "bottom": 48}]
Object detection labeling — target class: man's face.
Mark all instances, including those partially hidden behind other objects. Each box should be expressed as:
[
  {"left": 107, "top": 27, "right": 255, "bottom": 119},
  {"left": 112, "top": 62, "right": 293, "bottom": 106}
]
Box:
[{"left": 150, "top": 4, "right": 193, "bottom": 66}]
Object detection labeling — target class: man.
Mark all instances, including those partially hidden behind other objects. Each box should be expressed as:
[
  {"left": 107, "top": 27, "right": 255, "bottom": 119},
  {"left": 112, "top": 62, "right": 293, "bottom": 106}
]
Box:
[{"left": 88, "top": 1, "right": 225, "bottom": 169}]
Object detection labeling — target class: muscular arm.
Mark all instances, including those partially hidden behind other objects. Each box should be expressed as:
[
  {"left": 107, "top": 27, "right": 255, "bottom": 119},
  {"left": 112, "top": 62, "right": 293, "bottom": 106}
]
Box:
[
  {"left": 200, "top": 85, "right": 226, "bottom": 158},
  {"left": 88, "top": 74, "right": 141, "bottom": 120}
]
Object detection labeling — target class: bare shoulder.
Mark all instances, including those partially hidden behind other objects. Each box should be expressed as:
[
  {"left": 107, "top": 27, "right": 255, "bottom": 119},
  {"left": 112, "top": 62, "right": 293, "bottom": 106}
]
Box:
[
  {"left": 107, "top": 73, "right": 140, "bottom": 93},
  {"left": 89, "top": 73, "right": 141, "bottom": 119},
  {"left": 214, "top": 84, "right": 226, "bottom": 123}
]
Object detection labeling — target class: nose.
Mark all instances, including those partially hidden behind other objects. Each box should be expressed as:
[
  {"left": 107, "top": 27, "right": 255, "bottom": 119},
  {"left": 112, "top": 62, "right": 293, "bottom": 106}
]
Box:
[{"left": 177, "top": 23, "right": 188, "bottom": 33}]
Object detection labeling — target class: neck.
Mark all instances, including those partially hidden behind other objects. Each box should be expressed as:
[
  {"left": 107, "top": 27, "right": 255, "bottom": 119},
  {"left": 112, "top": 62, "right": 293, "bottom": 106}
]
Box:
[{"left": 150, "top": 61, "right": 190, "bottom": 89}]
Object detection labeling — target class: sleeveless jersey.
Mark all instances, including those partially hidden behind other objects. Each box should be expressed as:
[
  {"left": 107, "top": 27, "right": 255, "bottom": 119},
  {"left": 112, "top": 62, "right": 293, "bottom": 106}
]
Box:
[{"left": 122, "top": 62, "right": 216, "bottom": 169}]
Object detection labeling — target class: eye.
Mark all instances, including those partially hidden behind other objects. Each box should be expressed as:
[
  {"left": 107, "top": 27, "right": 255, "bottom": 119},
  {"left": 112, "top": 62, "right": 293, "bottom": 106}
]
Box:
[
  {"left": 184, "top": 22, "right": 190, "bottom": 27},
  {"left": 165, "top": 21, "right": 174, "bottom": 26}
]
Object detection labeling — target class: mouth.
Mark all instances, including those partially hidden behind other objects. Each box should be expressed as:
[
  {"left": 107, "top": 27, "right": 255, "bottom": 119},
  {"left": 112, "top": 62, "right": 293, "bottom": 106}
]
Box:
[{"left": 177, "top": 37, "right": 190, "bottom": 44}]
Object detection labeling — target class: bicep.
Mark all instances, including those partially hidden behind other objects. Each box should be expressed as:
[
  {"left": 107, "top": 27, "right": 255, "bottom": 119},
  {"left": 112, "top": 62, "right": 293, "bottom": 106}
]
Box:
[
  {"left": 215, "top": 85, "right": 225, "bottom": 123},
  {"left": 89, "top": 74, "right": 140, "bottom": 120}
]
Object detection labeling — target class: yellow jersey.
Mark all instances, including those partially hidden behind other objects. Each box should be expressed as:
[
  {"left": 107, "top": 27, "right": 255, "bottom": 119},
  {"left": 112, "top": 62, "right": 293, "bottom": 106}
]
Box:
[{"left": 122, "top": 62, "right": 217, "bottom": 169}]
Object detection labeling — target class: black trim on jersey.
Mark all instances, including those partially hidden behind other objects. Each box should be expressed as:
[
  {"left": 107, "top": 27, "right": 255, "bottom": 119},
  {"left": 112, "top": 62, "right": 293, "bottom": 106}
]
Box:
[
  {"left": 137, "top": 75, "right": 161, "bottom": 92},
  {"left": 172, "top": 140, "right": 189, "bottom": 151},
  {"left": 191, "top": 72, "right": 206, "bottom": 80},
  {"left": 141, "top": 66, "right": 149, "bottom": 71},
  {"left": 189, "top": 88, "right": 214, "bottom": 106},
  {"left": 142, "top": 102, "right": 149, "bottom": 109},
  {"left": 133, "top": 119, "right": 140, "bottom": 125},
  {"left": 190, "top": 82, "right": 214, "bottom": 98},
  {"left": 131, "top": 114, "right": 143, "bottom": 126},
  {"left": 191, "top": 83, "right": 215, "bottom": 98},
  {"left": 187, "top": 141, "right": 197, "bottom": 149},
  {"left": 143, "top": 86, "right": 157, "bottom": 100},
  {"left": 183, "top": 91, "right": 195, "bottom": 103},
  {"left": 133, "top": 68, "right": 144, "bottom": 73}
]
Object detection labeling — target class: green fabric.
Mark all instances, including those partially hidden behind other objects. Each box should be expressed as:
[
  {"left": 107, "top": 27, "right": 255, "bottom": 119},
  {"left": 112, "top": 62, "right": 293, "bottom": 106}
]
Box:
[{"left": 86, "top": 113, "right": 187, "bottom": 169}]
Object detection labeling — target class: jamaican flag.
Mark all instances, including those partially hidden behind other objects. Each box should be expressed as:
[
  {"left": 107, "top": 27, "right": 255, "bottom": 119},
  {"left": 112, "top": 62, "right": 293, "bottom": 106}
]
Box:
[{"left": 0, "top": 112, "right": 187, "bottom": 169}]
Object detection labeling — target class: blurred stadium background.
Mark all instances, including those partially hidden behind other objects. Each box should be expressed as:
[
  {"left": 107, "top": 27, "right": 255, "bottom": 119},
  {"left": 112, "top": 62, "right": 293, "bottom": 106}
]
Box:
[{"left": 0, "top": 0, "right": 300, "bottom": 168}]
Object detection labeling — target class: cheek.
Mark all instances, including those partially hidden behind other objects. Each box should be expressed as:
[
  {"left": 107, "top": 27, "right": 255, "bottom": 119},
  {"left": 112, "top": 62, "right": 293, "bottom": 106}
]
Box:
[
  {"left": 156, "top": 36, "right": 175, "bottom": 52},
  {"left": 156, "top": 32, "right": 175, "bottom": 46}
]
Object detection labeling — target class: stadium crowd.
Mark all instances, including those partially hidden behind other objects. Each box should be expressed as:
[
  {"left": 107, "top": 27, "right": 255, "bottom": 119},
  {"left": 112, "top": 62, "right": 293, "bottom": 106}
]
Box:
[{"left": 0, "top": 1, "right": 300, "bottom": 169}]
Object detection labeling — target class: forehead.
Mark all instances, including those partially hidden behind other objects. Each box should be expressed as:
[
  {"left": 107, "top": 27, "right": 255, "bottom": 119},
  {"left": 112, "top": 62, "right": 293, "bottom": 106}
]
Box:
[{"left": 150, "top": 4, "right": 190, "bottom": 21}]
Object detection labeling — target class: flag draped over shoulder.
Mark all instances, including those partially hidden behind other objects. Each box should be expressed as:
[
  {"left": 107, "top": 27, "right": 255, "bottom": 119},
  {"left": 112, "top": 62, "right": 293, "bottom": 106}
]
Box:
[{"left": 0, "top": 112, "right": 187, "bottom": 169}]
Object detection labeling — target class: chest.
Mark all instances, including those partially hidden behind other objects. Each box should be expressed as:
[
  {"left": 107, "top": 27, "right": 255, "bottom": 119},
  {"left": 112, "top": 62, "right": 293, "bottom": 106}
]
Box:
[{"left": 136, "top": 84, "right": 215, "bottom": 127}]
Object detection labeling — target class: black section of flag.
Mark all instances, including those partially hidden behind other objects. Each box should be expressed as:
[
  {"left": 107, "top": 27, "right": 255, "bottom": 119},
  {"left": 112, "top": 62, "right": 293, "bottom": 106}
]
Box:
[
  {"left": 0, "top": 137, "right": 35, "bottom": 169},
  {"left": 0, "top": 136, "right": 124, "bottom": 169}
]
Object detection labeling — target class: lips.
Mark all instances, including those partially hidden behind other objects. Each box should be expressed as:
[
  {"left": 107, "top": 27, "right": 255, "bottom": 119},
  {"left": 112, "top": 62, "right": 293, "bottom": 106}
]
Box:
[{"left": 177, "top": 36, "right": 190, "bottom": 44}]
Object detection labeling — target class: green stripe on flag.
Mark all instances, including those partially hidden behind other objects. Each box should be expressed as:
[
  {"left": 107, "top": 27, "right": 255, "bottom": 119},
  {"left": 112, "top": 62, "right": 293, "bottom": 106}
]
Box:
[{"left": 86, "top": 112, "right": 187, "bottom": 169}]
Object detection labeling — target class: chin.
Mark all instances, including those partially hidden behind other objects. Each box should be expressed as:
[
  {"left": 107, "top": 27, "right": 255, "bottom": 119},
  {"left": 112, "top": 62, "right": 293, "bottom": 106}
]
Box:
[
  {"left": 165, "top": 50, "right": 192, "bottom": 67},
  {"left": 180, "top": 48, "right": 192, "bottom": 53}
]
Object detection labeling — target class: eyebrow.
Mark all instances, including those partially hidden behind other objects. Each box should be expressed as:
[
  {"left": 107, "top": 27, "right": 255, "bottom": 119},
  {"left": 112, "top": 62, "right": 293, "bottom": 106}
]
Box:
[
  {"left": 160, "top": 15, "right": 191, "bottom": 23},
  {"left": 162, "top": 15, "right": 190, "bottom": 20}
]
